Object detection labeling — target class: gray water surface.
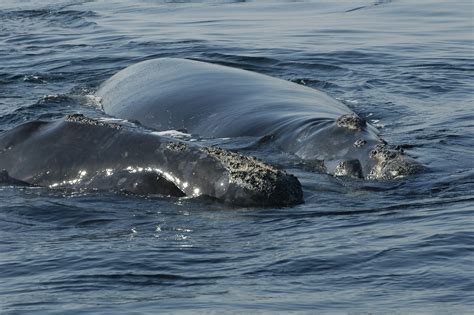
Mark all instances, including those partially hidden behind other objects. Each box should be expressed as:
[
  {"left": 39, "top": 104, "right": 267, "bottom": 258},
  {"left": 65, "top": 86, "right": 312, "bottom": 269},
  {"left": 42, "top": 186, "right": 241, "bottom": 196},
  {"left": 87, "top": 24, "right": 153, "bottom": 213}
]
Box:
[{"left": 0, "top": 0, "right": 473, "bottom": 313}]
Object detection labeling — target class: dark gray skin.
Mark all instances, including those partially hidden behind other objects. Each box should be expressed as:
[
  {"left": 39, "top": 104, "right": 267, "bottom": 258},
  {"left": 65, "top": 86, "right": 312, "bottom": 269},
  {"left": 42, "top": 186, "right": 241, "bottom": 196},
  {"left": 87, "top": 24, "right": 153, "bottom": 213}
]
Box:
[
  {"left": 0, "top": 114, "right": 303, "bottom": 206},
  {"left": 97, "top": 58, "right": 421, "bottom": 180}
]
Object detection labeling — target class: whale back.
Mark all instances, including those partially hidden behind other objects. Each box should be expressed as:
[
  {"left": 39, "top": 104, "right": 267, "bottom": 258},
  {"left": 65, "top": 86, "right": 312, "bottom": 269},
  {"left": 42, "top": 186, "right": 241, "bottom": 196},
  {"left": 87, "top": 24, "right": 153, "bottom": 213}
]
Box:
[
  {"left": 97, "top": 58, "right": 353, "bottom": 137},
  {"left": 0, "top": 115, "right": 303, "bottom": 206}
]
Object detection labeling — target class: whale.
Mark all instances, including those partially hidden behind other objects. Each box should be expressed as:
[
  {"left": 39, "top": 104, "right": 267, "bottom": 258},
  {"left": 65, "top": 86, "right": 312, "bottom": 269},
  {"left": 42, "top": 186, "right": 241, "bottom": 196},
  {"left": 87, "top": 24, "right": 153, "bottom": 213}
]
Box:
[
  {"left": 0, "top": 114, "right": 303, "bottom": 206},
  {"left": 97, "top": 58, "right": 421, "bottom": 179}
]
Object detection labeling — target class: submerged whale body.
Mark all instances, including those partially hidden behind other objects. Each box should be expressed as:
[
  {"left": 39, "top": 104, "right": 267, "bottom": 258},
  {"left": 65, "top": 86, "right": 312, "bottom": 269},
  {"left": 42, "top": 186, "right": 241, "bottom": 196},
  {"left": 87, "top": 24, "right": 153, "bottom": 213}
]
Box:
[
  {"left": 97, "top": 58, "right": 421, "bottom": 180},
  {"left": 0, "top": 114, "right": 303, "bottom": 206}
]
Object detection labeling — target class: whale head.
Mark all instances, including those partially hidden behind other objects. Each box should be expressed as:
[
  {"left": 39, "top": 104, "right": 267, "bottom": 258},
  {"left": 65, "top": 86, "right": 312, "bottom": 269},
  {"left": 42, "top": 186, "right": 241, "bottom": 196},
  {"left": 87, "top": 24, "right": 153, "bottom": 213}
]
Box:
[{"left": 275, "top": 114, "right": 423, "bottom": 180}]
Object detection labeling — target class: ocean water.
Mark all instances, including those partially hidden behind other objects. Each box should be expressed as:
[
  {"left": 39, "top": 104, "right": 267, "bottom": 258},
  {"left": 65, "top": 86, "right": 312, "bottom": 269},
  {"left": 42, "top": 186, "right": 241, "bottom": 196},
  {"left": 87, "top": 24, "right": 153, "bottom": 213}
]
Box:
[{"left": 0, "top": 0, "right": 473, "bottom": 313}]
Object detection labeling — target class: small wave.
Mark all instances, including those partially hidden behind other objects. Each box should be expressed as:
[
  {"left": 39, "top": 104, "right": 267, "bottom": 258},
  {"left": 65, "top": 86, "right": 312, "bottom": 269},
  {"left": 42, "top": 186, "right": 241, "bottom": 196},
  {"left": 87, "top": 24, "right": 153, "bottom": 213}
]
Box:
[
  {"left": 345, "top": 0, "right": 394, "bottom": 13},
  {"left": 290, "top": 78, "right": 340, "bottom": 90},
  {"left": 278, "top": 61, "right": 347, "bottom": 72},
  {"left": 38, "top": 94, "right": 73, "bottom": 104},
  {"left": 0, "top": 72, "right": 66, "bottom": 85},
  {"left": 199, "top": 53, "right": 280, "bottom": 73},
  {"left": 81, "top": 94, "right": 103, "bottom": 109},
  {"left": 0, "top": 8, "right": 97, "bottom": 28},
  {"left": 41, "top": 273, "right": 222, "bottom": 288},
  {"left": 151, "top": 130, "right": 194, "bottom": 139},
  {"left": 22, "top": 75, "right": 47, "bottom": 84},
  {"left": 404, "top": 62, "right": 473, "bottom": 72}
]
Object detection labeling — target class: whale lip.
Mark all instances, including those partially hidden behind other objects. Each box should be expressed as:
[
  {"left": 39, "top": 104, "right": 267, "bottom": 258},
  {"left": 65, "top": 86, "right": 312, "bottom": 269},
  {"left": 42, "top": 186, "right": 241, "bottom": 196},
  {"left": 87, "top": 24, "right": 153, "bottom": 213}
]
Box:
[{"left": 367, "top": 144, "right": 423, "bottom": 180}]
